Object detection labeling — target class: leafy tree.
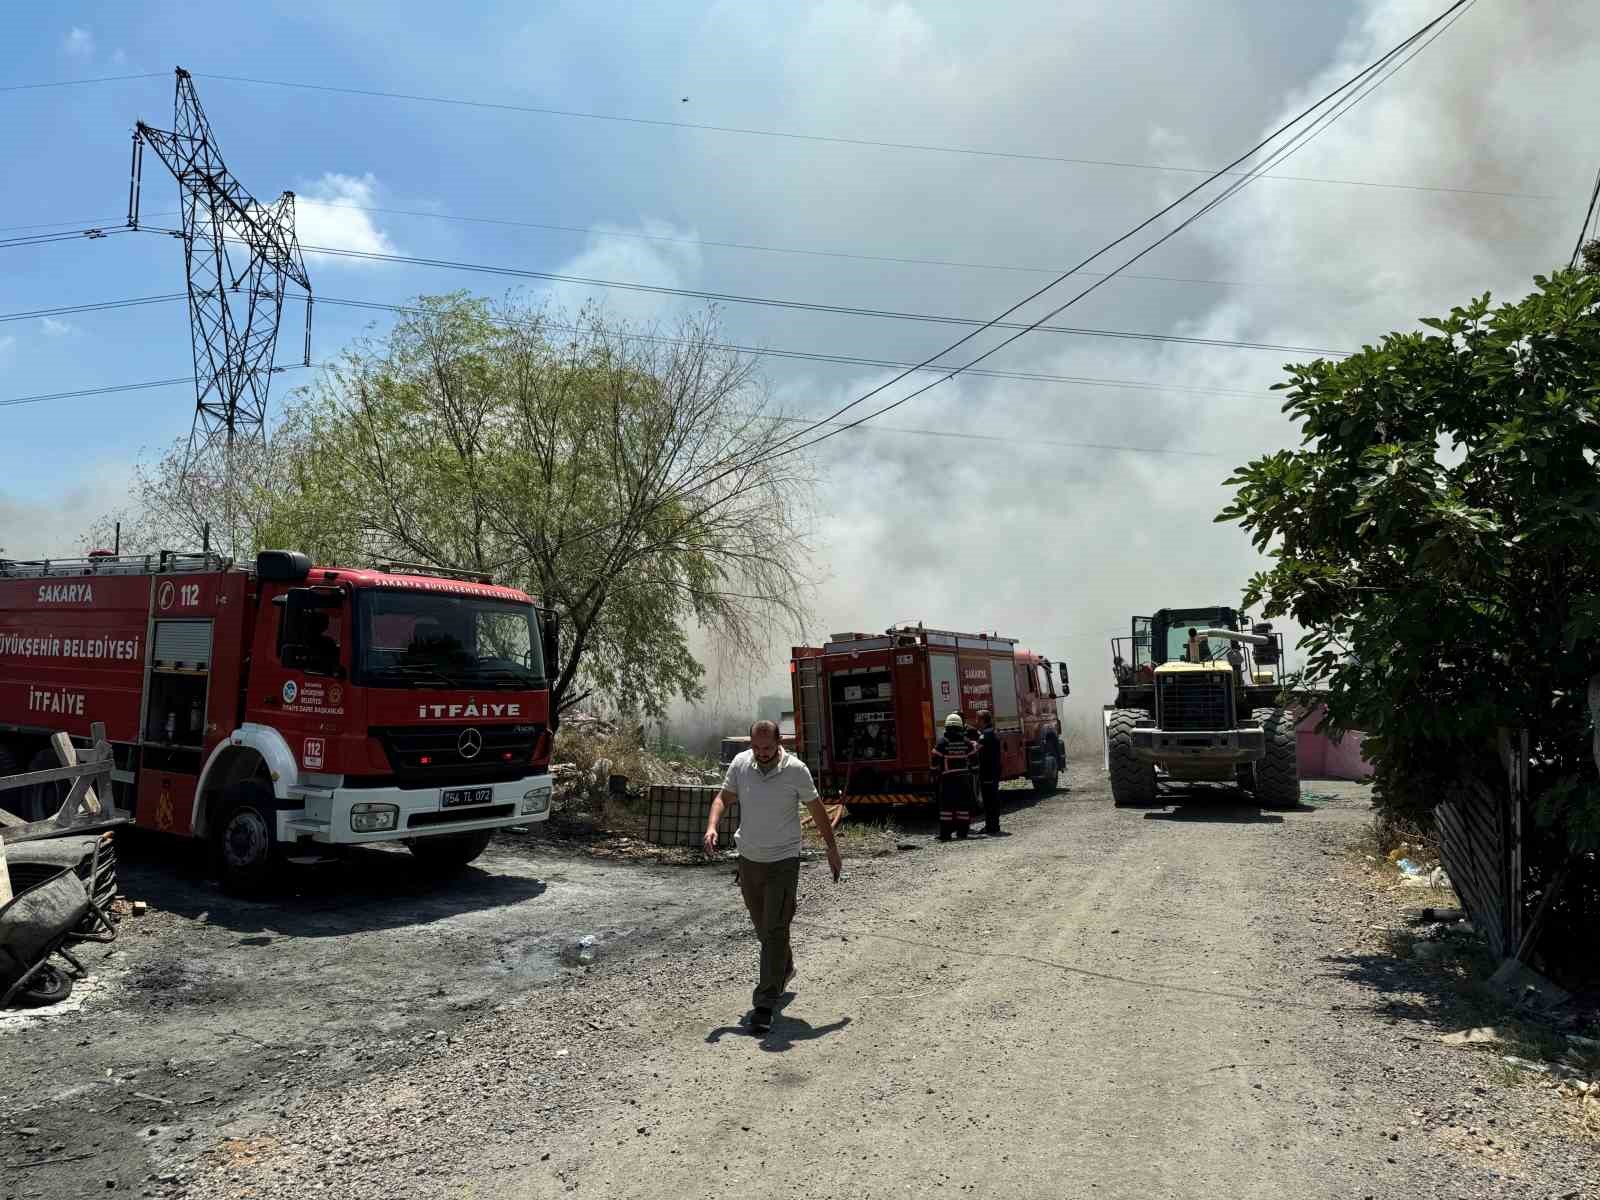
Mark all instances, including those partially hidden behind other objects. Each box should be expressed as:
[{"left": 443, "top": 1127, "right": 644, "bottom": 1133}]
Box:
[
  {"left": 1217, "top": 267, "right": 1600, "bottom": 853},
  {"left": 257, "top": 294, "right": 814, "bottom": 719}
]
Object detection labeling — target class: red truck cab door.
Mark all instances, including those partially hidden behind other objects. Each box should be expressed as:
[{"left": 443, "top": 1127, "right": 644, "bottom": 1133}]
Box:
[{"left": 246, "top": 583, "right": 353, "bottom": 776}]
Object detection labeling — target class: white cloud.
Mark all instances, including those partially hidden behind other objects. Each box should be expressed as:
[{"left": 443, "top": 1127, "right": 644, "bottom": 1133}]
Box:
[
  {"left": 40, "top": 318, "right": 74, "bottom": 337},
  {"left": 62, "top": 27, "right": 94, "bottom": 59},
  {"left": 0, "top": 335, "right": 15, "bottom": 367},
  {"left": 293, "top": 173, "right": 399, "bottom": 265}
]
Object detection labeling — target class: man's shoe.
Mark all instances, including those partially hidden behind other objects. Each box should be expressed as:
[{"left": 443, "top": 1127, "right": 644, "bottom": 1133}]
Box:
[
  {"left": 983, "top": 826, "right": 1002, "bottom": 836},
  {"left": 749, "top": 1007, "right": 773, "bottom": 1034}
]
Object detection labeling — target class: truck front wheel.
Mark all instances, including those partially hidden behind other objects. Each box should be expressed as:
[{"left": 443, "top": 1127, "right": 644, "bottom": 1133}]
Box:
[
  {"left": 1251, "top": 707, "right": 1301, "bottom": 809},
  {"left": 210, "top": 780, "right": 280, "bottom": 896},
  {"left": 1107, "top": 709, "right": 1157, "bottom": 808},
  {"left": 407, "top": 829, "right": 494, "bottom": 871},
  {"left": 1032, "top": 732, "right": 1063, "bottom": 793}
]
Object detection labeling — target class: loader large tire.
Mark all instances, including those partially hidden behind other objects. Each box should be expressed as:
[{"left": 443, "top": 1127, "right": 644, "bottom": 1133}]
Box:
[
  {"left": 1107, "top": 709, "right": 1157, "bottom": 808},
  {"left": 1252, "top": 707, "right": 1300, "bottom": 809}
]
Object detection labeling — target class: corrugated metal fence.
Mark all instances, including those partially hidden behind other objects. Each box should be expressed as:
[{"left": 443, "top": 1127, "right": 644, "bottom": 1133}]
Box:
[{"left": 1433, "top": 731, "right": 1527, "bottom": 959}]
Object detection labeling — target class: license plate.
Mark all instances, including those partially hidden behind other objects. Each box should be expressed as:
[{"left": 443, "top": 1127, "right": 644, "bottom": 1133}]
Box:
[{"left": 442, "top": 786, "right": 494, "bottom": 809}]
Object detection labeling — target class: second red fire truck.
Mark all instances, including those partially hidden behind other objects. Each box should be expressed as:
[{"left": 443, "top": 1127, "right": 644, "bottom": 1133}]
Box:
[
  {"left": 0, "top": 549, "right": 559, "bottom": 891},
  {"left": 790, "top": 624, "right": 1069, "bottom": 807}
]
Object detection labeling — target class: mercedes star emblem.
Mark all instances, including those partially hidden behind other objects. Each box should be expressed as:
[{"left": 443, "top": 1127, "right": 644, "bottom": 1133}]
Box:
[{"left": 457, "top": 728, "right": 483, "bottom": 760}]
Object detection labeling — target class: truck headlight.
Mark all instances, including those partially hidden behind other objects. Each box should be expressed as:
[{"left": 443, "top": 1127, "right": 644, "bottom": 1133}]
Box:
[
  {"left": 520, "top": 788, "right": 550, "bottom": 815},
  {"left": 350, "top": 802, "right": 398, "bottom": 832}
]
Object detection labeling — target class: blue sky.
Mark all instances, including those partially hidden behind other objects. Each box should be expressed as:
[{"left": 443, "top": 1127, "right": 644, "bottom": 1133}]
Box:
[{"left": 3, "top": 2, "right": 1597, "bottom": 716}]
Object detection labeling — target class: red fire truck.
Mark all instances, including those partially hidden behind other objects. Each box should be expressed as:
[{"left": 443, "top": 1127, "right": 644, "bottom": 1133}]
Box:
[
  {"left": 0, "top": 549, "right": 559, "bottom": 891},
  {"left": 790, "top": 624, "right": 1070, "bottom": 806}
]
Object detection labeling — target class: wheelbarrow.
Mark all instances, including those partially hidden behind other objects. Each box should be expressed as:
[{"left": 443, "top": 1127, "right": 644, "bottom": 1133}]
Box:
[{"left": 0, "top": 865, "right": 94, "bottom": 1008}]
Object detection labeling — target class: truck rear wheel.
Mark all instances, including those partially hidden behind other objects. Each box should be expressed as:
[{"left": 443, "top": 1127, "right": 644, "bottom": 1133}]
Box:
[
  {"left": 1251, "top": 707, "right": 1300, "bottom": 809},
  {"left": 0, "top": 745, "right": 27, "bottom": 821},
  {"left": 210, "top": 780, "right": 280, "bottom": 896},
  {"left": 408, "top": 829, "right": 494, "bottom": 871},
  {"left": 15, "top": 746, "right": 69, "bottom": 823},
  {"left": 1107, "top": 709, "right": 1157, "bottom": 808}
]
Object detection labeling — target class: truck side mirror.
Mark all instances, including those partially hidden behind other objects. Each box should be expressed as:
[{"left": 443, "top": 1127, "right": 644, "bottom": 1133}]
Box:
[
  {"left": 1058, "top": 662, "right": 1071, "bottom": 697},
  {"left": 540, "top": 608, "right": 560, "bottom": 684}
]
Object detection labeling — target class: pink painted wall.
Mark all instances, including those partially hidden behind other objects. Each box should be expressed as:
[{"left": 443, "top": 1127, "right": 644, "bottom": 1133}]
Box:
[{"left": 1295, "top": 704, "right": 1374, "bottom": 780}]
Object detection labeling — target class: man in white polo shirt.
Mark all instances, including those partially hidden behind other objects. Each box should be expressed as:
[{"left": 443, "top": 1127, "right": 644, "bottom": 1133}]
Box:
[{"left": 704, "top": 719, "right": 842, "bottom": 1034}]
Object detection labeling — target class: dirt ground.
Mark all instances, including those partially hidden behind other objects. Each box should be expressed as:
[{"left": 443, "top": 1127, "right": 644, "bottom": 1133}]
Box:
[{"left": 3, "top": 765, "right": 1596, "bottom": 1200}]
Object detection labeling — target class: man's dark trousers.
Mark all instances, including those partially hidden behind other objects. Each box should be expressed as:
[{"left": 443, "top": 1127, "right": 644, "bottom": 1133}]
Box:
[
  {"left": 978, "top": 725, "right": 1003, "bottom": 833},
  {"left": 981, "top": 779, "right": 1002, "bottom": 832},
  {"left": 737, "top": 855, "right": 799, "bottom": 1007}
]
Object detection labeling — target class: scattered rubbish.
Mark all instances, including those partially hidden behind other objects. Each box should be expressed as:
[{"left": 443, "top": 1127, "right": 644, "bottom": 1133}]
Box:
[
  {"left": 1427, "top": 866, "right": 1450, "bottom": 890},
  {"left": 560, "top": 935, "right": 598, "bottom": 968},
  {"left": 1489, "top": 959, "right": 1572, "bottom": 1008},
  {"left": 1395, "top": 858, "right": 1425, "bottom": 876},
  {"left": 1415, "top": 906, "right": 1465, "bottom": 923},
  {"left": 130, "top": 901, "right": 148, "bottom": 917}
]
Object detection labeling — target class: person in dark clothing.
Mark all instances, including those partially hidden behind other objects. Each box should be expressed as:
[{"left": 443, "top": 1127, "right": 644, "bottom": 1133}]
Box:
[
  {"left": 931, "top": 712, "right": 979, "bottom": 841},
  {"left": 975, "top": 710, "right": 1003, "bottom": 835},
  {"left": 300, "top": 610, "right": 341, "bottom": 674}
]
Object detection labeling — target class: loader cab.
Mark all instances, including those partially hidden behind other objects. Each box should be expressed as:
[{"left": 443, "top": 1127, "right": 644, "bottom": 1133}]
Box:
[{"left": 1149, "top": 607, "right": 1237, "bottom": 665}]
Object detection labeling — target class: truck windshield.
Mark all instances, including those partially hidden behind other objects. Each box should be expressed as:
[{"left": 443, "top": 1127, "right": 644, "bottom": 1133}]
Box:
[{"left": 354, "top": 590, "right": 544, "bottom": 690}]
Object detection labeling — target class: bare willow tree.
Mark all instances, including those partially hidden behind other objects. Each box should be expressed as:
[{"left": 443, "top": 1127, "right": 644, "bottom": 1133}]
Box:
[
  {"left": 269, "top": 292, "right": 814, "bottom": 718},
  {"left": 83, "top": 419, "right": 313, "bottom": 561}
]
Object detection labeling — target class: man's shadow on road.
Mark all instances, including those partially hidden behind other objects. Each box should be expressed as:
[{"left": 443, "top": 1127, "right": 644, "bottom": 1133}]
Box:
[{"left": 704, "top": 1006, "right": 851, "bottom": 1053}]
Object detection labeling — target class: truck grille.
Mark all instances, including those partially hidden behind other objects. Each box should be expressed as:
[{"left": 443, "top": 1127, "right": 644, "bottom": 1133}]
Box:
[
  {"left": 1157, "top": 673, "right": 1233, "bottom": 732},
  {"left": 370, "top": 724, "right": 542, "bottom": 787}
]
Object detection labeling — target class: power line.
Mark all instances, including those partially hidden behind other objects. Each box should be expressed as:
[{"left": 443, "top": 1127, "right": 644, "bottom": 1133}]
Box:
[
  {"left": 0, "top": 376, "right": 199, "bottom": 408},
  {"left": 0, "top": 225, "right": 131, "bottom": 250},
  {"left": 314, "top": 294, "right": 1272, "bottom": 397},
  {"left": 0, "top": 292, "right": 1299, "bottom": 397},
  {"left": 136, "top": 225, "right": 1349, "bottom": 356},
  {"left": 688, "top": 0, "right": 1474, "bottom": 487},
  {"left": 0, "top": 71, "right": 166, "bottom": 93},
  {"left": 0, "top": 201, "right": 1327, "bottom": 293},
  {"left": 1571, "top": 167, "right": 1600, "bottom": 269},
  {"left": 190, "top": 70, "right": 1547, "bottom": 201},
  {"left": 0, "top": 368, "right": 1231, "bottom": 459},
  {"left": 298, "top": 200, "right": 1332, "bottom": 291},
  {"left": 0, "top": 366, "right": 308, "bottom": 410},
  {"left": 0, "top": 294, "right": 186, "bottom": 323},
  {"left": 767, "top": 414, "right": 1230, "bottom": 459}
]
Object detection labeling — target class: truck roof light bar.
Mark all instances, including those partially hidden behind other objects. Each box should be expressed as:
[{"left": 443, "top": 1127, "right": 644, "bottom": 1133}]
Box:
[
  {"left": 374, "top": 561, "right": 495, "bottom": 585},
  {"left": 0, "top": 551, "right": 234, "bottom": 579}
]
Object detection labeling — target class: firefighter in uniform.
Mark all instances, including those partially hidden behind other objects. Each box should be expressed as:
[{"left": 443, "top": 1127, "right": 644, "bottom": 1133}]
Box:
[{"left": 932, "top": 711, "right": 979, "bottom": 841}]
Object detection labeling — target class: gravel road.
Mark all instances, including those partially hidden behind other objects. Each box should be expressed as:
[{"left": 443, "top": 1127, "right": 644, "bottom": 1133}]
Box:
[{"left": 4, "top": 765, "right": 1594, "bottom": 1200}]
